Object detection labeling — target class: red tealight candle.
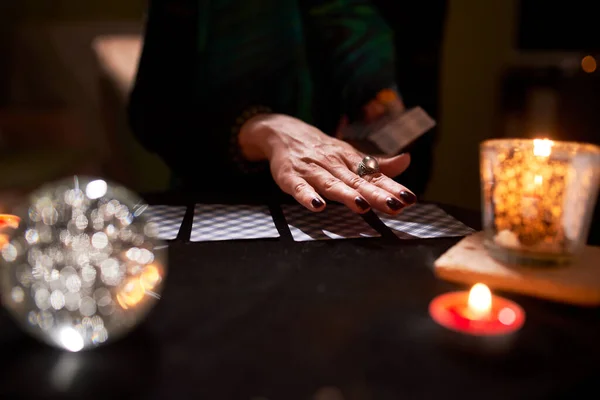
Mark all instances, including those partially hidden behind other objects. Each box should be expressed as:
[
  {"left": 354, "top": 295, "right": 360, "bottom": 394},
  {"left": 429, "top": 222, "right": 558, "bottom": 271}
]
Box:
[{"left": 429, "top": 283, "right": 525, "bottom": 336}]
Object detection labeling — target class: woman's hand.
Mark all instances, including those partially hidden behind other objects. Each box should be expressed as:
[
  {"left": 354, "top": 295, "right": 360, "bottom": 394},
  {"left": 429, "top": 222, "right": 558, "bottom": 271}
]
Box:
[{"left": 238, "top": 114, "right": 416, "bottom": 214}]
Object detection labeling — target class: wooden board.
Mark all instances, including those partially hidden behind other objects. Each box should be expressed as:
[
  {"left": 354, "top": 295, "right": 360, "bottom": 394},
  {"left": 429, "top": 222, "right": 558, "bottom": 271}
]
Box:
[{"left": 434, "top": 232, "right": 600, "bottom": 307}]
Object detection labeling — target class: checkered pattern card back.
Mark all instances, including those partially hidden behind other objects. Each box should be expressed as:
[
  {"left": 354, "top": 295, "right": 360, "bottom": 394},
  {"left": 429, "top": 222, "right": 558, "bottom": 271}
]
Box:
[
  {"left": 282, "top": 204, "right": 380, "bottom": 242},
  {"left": 144, "top": 205, "right": 187, "bottom": 240},
  {"left": 191, "top": 204, "right": 280, "bottom": 242},
  {"left": 375, "top": 203, "right": 475, "bottom": 239}
]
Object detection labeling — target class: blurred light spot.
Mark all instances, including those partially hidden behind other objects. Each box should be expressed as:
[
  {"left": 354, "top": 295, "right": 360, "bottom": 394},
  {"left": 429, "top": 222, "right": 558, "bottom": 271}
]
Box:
[
  {"left": 28, "top": 207, "right": 41, "bottom": 222},
  {"left": 117, "top": 278, "right": 145, "bottom": 309},
  {"left": 93, "top": 288, "right": 112, "bottom": 307},
  {"left": 132, "top": 234, "right": 145, "bottom": 246},
  {"left": 75, "top": 215, "right": 88, "bottom": 230},
  {"left": 2, "top": 243, "right": 18, "bottom": 262},
  {"left": 50, "top": 290, "right": 66, "bottom": 310},
  {"left": 28, "top": 311, "right": 38, "bottom": 325},
  {"left": 91, "top": 327, "right": 108, "bottom": 344},
  {"left": 81, "top": 265, "right": 96, "bottom": 283},
  {"left": 144, "top": 222, "right": 159, "bottom": 238},
  {"left": 126, "top": 247, "right": 141, "bottom": 261},
  {"left": 581, "top": 55, "right": 597, "bottom": 73},
  {"left": 119, "top": 228, "right": 132, "bottom": 241},
  {"left": 79, "top": 296, "right": 97, "bottom": 317},
  {"left": 91, "top": 232, "right": 108, "bottom": 249},
  {"left": 38, "top": 311, "right": 54, "bottom": 330},
  {"left": 115, "top": 205, "right": 130, "bottom": 219},
  {"left": 138, "top": 249, "right": 154, "bottom": 264},
  {"left": 17, "top": 264, "right": 33, "bottom": 286},
  {"left": 64, "top": 292, "right": 81, "bottom": 311},
  {"left": 100, "top": 258, "right": 122, "bottom": 285},
  {"left": 498, "top": 307, "right": 516, "bottom": 325},
  {"left": 105, "top": 224, "right": 116, "bottom": 238},
  {"left": 85, "top": 180, "right": 107, "bottom": 200},
  {"left": 65, "top": 274, "right": 82, "bottom": 293},
  {"left": 59, "top": 327, "right": 84, "bottom": 352},
  {"left": 140, "top": 265, "right": 161, "bottom": 290},
  {"left": 11, "top": 286, "right": 24, "bottom": 303},
  {"left": 23, "top": 230, "right": 38, "bottom": 246},
  {"left": 34, "top": 288, "right": 51, "bottom": 310},
  {"left": 42, "top": 207, "right": 59, "bottom": 225},
  {"left": 49, "top": 268, "right": 60, "bottom": 281}
]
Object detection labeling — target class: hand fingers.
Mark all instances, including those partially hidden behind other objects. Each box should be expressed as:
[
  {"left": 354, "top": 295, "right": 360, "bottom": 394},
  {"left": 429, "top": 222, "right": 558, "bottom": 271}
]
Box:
[
  {"left": 343, "top": 152, "right": 417, "bottom": 209},
  {"left": 377, "top": 153, "right": 411, "bottom": 178},
  {"left": 304, "top": 166, "right": 372, "bottom": 214},
  {"left": 366, "top": 173, "right": 417, "bottom": 206},
  {"left": 275, "top": 172, "right": 326, "bottom": 212},
  {"left": 328, "top": 163, "right": 406, "bottom": 214}
]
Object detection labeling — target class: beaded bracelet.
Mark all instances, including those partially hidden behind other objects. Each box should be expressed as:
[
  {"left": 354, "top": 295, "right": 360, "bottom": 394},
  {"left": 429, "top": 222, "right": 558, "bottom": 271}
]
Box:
[{"left": 230, "top": 105, "right": 273, "bottom": 174}]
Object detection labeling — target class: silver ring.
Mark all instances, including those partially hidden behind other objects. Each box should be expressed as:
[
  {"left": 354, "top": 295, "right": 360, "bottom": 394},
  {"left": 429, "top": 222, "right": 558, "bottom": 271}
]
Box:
[{"left": 357, "top": 156, "right": 380, "bottom": 177}]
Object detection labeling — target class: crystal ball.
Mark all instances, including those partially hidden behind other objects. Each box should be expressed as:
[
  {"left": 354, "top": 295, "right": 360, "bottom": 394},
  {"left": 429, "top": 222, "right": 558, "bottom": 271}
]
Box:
[{"left": 0, "top": 176, "right": 167, "bottom": 351}]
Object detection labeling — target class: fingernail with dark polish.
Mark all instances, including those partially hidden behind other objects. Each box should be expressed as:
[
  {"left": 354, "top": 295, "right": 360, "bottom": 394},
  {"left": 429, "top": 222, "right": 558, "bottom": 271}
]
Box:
[
  {"left": 387, "top": 197, "right": 404, "bottom": 211},
  {"left": 355, "top": 196, "right": 370, "bottom": 210},
  {"left": 399, "top": 191, "right": 417, "bottom": 205},
  {"left": 312, "top": 198, "right": 324, "bottom": 209}
]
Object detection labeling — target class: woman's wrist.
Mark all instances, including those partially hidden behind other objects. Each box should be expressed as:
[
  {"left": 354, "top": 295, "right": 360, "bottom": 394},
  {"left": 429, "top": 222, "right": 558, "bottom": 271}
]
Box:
[{"left": 238, "top": 113, "right": 279, "bottom": 162}]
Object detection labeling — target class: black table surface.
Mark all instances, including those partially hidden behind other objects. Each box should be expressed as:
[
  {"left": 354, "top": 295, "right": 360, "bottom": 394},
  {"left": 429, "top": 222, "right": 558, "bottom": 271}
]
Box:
[{"left": 1, "top": 191, "right": 600, "bottom": 400}]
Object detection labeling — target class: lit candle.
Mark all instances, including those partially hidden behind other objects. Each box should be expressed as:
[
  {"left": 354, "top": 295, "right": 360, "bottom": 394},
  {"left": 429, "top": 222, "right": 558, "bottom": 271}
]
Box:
[
  {"left": 429, "top": 283, "right": 525, "bottom": 336},
  {"left": 0, "top": 214, "right": 20, "bottom": 230},
  {"left": 0, "top": 214, "right": 20, "bottom": 248},
  {"left": 480, "top": 138, "right": 600, "bottom": 265}
]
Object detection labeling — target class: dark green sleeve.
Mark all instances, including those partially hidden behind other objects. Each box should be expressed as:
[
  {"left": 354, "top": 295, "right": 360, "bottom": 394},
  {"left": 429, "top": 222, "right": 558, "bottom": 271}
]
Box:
[
  {"left": 300, "top": 0, "right": 397, "bottom": 121},
  {"left": 128, "top": 0, "right": 272, "bottom": 184}
]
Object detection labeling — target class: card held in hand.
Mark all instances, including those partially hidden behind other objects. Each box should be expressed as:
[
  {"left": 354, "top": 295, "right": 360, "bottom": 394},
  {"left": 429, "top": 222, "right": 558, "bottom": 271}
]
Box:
[
  {"left": 144, "top": 205, "right": 187, "bottom": 240},
  {"left": 191, "top": 204, "right": 280, "bottom": 242},
  {"left": 375, "top": 203, "right": 475, "bottom": 239},
  {"left": 341, "top": 107, "right": 436, "bottom": 156},
  {"left": 282, "top": 204, "right": 380, "bottom": 241}
]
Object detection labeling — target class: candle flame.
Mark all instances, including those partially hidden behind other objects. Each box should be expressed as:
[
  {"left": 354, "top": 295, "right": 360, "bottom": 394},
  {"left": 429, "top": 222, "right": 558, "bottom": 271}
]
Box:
[
  {"left": 533, "top": 138, "right": 554, "bottom": 157},
  {"left": 467, "top": 283, "right": 492, "bottom": 315},
  {"left": 0, "top": 214, "right": 20, "bottom": 230},
  {"left": 534, "top": 174, "right": 543, "bottom": 186},
  {"left": 140, "top": 265, "right": 161, "bottom": 290}
]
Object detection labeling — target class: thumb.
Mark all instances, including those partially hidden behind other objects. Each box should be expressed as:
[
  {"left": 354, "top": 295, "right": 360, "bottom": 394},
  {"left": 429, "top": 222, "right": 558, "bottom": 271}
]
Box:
[{"left": 377, "top": 153, "right": 411, "bottom": 178}]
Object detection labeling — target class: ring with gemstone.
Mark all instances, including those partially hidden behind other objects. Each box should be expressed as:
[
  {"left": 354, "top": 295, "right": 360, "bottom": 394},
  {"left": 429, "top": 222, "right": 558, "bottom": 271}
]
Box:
[{"left": 356, "top": 156, "right": 380, "bottom": 177}]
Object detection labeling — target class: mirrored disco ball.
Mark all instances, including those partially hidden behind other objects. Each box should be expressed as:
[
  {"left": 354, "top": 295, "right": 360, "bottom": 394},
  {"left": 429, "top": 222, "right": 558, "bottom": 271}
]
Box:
[{"left": 0, "top": 176, "right": 167, "bottom": 352}]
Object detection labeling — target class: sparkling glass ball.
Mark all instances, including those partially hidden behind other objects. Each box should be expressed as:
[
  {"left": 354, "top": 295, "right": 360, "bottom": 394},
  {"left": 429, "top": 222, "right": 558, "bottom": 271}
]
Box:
[{"left": 0, "top": 176, "right": 167, "bottom": 352}]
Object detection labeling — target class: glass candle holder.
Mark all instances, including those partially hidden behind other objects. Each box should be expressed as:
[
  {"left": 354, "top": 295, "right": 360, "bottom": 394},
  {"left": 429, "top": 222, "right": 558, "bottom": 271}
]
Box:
[{"left": 480, "top": 138, "right": 600, "bottom": 266}]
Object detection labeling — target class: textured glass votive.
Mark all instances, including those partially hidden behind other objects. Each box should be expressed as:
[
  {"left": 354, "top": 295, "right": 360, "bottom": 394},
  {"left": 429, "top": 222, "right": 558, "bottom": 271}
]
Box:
[{"left": 480, "top": 139, "right": 600, "bottom": 266}]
